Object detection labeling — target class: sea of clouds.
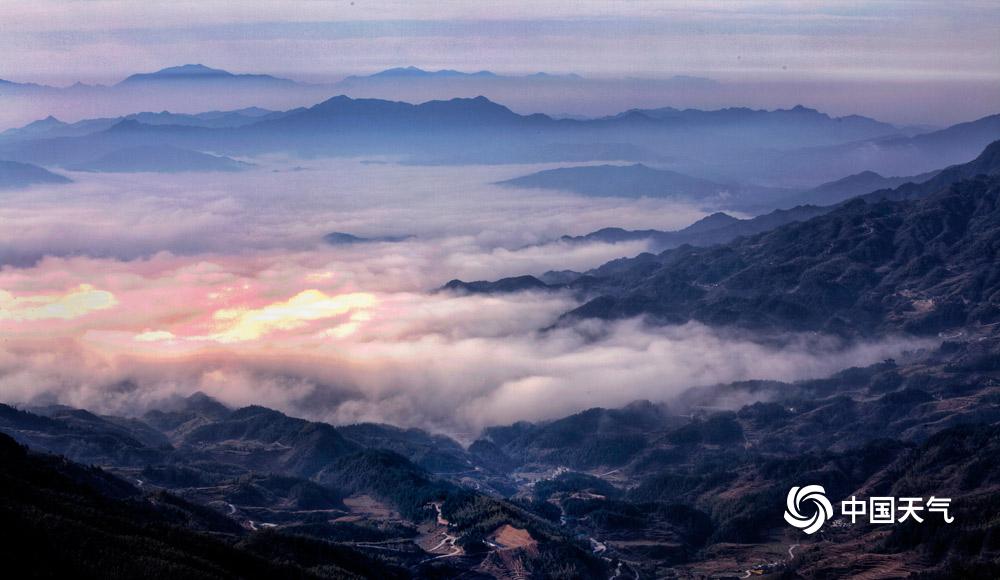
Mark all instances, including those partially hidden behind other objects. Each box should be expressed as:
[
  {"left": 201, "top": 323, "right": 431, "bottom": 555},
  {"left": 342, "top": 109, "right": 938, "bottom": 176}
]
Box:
[{"left": 0, "top": 159, "right": 933, "bottom": 436}]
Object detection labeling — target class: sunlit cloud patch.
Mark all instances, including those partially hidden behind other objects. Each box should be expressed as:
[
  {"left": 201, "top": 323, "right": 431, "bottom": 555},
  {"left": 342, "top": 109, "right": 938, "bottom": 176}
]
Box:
[
  {"left": 0, "top": 161, "right": 937, "bottom": 435},
  {"left": 204, "top": 289, "right": 378, "bottom": 343},
  {"left": 0, "top": 284, "right": 117, "bottom": 321}
]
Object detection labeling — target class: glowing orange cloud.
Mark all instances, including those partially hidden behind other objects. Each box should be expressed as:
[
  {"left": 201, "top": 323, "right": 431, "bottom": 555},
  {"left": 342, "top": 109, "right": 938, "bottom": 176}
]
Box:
[
  {"left": 203, "top": 289, "right": 377, "bottom": 343},
  {"left": 0, "top": 284, "right": 117, "bottom": 321},
  {"left": 133, "top": 330, "right": 177, "bottom": 342}
]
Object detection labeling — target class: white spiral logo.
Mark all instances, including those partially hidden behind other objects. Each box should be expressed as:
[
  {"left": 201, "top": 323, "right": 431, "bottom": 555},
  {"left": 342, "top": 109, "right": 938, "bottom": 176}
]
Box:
[{"left": 784, "top": 485, "right": 833, "bottom": 534}]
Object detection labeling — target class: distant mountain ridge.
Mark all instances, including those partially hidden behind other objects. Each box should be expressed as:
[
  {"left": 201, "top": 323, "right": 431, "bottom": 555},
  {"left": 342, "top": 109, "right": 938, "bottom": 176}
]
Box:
[
  {"left": 323, "top": 232, "right": 411, "bottom": 245},
  {"left": 118, "top": 64, "right": 299, "bottom": 87},
  {"left": 535, "top": 140, "right": 1000, "bottom": 253},
  {"left": 337, "top": 66, "right": 584, "bottom": 85},
  {"left": 560, "top": 205, "right": 829, "bottom": 251},
  {"left": 1, "top": 92, "right": 995, "bottom": 185},
  {"left": 346, "top": 66, "right": 499, "bottom": 80},
  {"left": 500, "top": 163, "right": 728, "bottom": 198},
  {"left": 563, "top": 174, "right": 1000, "bottom": 336},
  {"left": 778, "top": 168, "right": 941, "bottom": 207},
  {"left": 0, "top": 107, "right": 290, "bottom": 143},
  {"left": 608, "top": 103, "right": 896, "bottom": 135},
  {"left": 447, "top": 140, "right": 1000, "bottom": 338},
  {"left": 1, "top": 64, "right": 303, "bottom": 93},
  {"left": 0, "top": 159, "right": 70, "bottom": 188},
  {"left": 760, "top": 113, "right": 1000, "bottom": 184},
  {"left": 249, "top": 94, "right": 547, "bottom": 133},
  {"left": 497, "top": 162, "right": 793, "bottom": 210},
  {"left": 68, "top": 145, "right": 250, "bottom": 173}
]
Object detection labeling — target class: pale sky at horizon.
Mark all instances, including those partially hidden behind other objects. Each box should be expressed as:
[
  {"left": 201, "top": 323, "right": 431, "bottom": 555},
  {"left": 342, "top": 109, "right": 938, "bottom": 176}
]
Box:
[
  {"left": 0, "top": 1, "right": 998, "bottom": 125},
  {"left": 1, "top": 1, "right": 998, "bottom": 84}
]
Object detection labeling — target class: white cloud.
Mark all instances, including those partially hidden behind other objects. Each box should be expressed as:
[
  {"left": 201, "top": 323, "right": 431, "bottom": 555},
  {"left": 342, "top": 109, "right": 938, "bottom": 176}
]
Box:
[
  {"left": 0, "top": 159, "right": 938, "bottom": 436},
  {"left": 0, "top": 284, "right": 117, "bottom": 321}
]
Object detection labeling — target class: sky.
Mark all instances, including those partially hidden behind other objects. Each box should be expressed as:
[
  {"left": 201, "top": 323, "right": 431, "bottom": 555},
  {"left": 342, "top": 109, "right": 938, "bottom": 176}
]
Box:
[
  {"left": 0, "top": 1, "right": 997, "bottom": 124},
  {"left": 2, "top": 1, "right": 997, "bottom": 84}
]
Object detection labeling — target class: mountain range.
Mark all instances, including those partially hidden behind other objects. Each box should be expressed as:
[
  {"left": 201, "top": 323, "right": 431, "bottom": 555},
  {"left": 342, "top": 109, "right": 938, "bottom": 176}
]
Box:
[
  {"left": 0, "top": 64, "right": 304, "bottom": 94},
  {"left": 336, "top": 66, "right": 584, "bottom": 85},
  {"left": 498, "top": 162, "right": 798, "bottom": 211},
  {"left": 1, "top": 93, "right": 996, "bottom": 190},
  {"left": 777, "top": 168, "right": 941, "bottom": 207},
  {"left": 602, "top": 104, "right": 902, "bottom": 146},
  {"left": 2, "top": 314, "right": 998, "bottom": 578},
  {"left": 0, "top": 159, "right": 71, "bottom": 189},
  {"left": 758, "top": 113, "right": 1000, "bottom": 185},
  {"left": 323, "top": 232, "right": 412, "bottom": 245},
  {"left": 0, "top": 396, "right": 606, "bottom": 579},
  {"left": 558, "top": 140, "right": 1000, "bottom": 256},
  {"left": 447, "top": 140, "right": 1000, "bottom": 339},
  {"left": 0, "top": 65, "right": 599, "bottom": 130},
  {"left": 0, "top": 65, "right": 588, "bottom": 95},
  {"left": 559, "top": 205, "right": 830, "bottom": 252},
  {"left": 68, "top": 144, "right": 250, "bottom": 173},
  {"left": 0, "top": 64, "right": 330, "bottom": 133},
  {"left": 117, "top": 64, "right": 299, "bottom": 87},
  {"left": 566, "top": 175, "right": 1000, "bottom": 336},
  {"left": 0, "top": 108, "right": 289, "bottom": 143}
]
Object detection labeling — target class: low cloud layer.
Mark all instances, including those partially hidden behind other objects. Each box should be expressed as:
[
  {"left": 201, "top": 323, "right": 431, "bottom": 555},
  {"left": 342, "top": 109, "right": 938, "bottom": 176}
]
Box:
[
  {"left": 0, "top": 160, "right": 933, "bottom": 436},
  {"left": 0, "top": 160, "right": 689, "bottom": 271},
  {"left": 0, "top": 275, "right": 930, "bottom": 437}
]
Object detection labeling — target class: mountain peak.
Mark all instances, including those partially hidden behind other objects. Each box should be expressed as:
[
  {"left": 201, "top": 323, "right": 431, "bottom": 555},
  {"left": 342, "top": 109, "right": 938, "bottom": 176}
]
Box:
[
  {"left": 468, "top": 95, "right": 499, "bottom": 105},
  {"left": 419, "top": 95, "right": 515, "bottom": 115},
  {"left": 375, "top": 66, "right": 430, "bottom": 76},
  {"left": 789, "top": 104, "right": 818, "bottom": 113},
  {"left": 181, "top": 392, "right": 231, "bottom": 417},
  {"left": 117, "top": 64, "right": 298, "bottom": 86},
  {"left": 119, "top": 64, "right": 232, "bottom": 84},
  {"left": 355, "top": 66, "right": 499, "bottom": 80},
  {"left": 979, "top": 138, "right": 1000, "bottom": 158},
  {"left": 26, "top": 115, "right": 66, "bottom": 128},
  {"left": 930, "top": 138, "right": 1000, "bottom": 182},
  {"left": 682, "top": 211, "right": 741, "bottom": 234},
  {"left": 151, "top": 64, "right": 232, "bottom": 76},
  {"left": 105, "top": 118, "right": 145, "bottom": 132}
]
